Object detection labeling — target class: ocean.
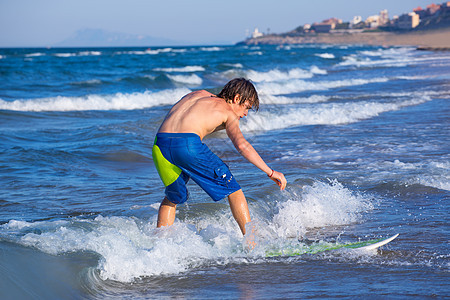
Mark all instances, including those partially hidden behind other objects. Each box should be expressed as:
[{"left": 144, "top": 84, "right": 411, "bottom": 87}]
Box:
[{"left": 0, "top": 44, "right": 449, "bottom": 299}]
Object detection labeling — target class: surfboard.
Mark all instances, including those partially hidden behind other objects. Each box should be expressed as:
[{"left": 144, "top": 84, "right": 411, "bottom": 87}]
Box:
[{"left": 266, "top": 234, "right": 399, "bottom": 257}]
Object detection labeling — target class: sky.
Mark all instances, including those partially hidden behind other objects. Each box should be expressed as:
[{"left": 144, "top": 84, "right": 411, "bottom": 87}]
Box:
[{"left": 0, "top": 0, "right": 438, "bottom": 47}]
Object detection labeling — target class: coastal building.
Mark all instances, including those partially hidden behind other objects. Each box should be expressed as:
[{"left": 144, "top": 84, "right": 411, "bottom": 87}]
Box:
[
  {"left": 365, "top": 15, "right": 380, "bottom": 28},
  {"left": 379, "top": 9, "right": 389, "bottom": 26},
  {"left": 252, "top": 28, "right": 263, "bottom": 39},
  {"left": 427, "top": 3, "right": 441, "bottom": 15},
  {"left": 313, "top": 18, "right": 342, "bottom": 33},
  {"left": 313, "top": 23, "right": 332, "bottom": 33},
  {"left": 413, "top": 6, "right": 427, "bottom": 19},
  {"left": 414, "top": 3, "right": 443, "bottom": 20},
  {"left": 350, "top": 16, "right": 362, "bottom": 28},
  {"left": 396, "top": 12, "right": 420, "bottom": 29}
]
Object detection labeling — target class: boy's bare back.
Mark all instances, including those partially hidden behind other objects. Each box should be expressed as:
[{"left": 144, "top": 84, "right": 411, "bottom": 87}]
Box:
[{"left": 158, "top": 90, "right": 237, "bottom": 139}]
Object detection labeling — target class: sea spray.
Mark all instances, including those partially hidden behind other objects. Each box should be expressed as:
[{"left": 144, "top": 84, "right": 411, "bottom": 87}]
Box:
[{"left": 271, "top": 180, "right": 374, "bottom": 239}]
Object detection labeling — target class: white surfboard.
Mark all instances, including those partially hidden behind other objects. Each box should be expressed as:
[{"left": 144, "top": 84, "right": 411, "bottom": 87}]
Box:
[
  {"left": 356, "top": 233, "right": 399, "bottom": 251},
  {"left": 266, "top": 233, "right": 400, "bottom": 257}
]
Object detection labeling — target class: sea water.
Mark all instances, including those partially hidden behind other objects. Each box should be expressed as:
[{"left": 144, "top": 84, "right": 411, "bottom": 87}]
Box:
[{"left": 0, "top": 45, "right": 448, "bottom": 299}]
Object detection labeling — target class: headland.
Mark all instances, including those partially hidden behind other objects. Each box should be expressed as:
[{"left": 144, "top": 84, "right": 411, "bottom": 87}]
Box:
[
  {"left": 239, "top": 28, "right": 450, "bottom": 50},
  {"left": 238, "top": 2, "right": 450, "bottom": 50}
]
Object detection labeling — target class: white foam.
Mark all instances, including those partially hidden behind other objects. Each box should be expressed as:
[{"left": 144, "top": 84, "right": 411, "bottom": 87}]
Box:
[
  {"left": 71, "top": 79, "right": 102, "bottom": 85},
  {"left": 271, "top": 180, "right": 374, "bottom": 238},
  {"left": 222, "top": 63, "right": 243, "bottom": 69},
  {"left": 248, "top": 51, "right": 263, "bottom": 56},
  {"left": 310, "top": 65, "right": 328, "bottom": 75},
  {"left": 14, "top": 217, "right": 216, "bottom": 281},
  {"left": 25, "top": 52, "right": 45, "bottom": 57},
  {"left": 247, "top": 66, "right": 326, "bottom": 83},
  {"left": 53, "top": 53, "right": 77, "bottom": 57},
  {"left": 0, "top": 180, "right": 375, "bottom": 282},
  {"left": 199, "top": 46, "right": 223, "bottom": 52},
  {"left": 360, "top": 47, "right": 415, "bottom": 58},
  {"left": 116, "top": 48, "right": 175, "bottom": 55},
  {"left": 261, "top": 94, "right": 329, "bottom": 104},
  {"left": 51, "top": 50, "right": 101, "bottom": 57},
  {"left": 415, "top": 176, "right": 450, "bottom": 191},
  {"left": 315, "top": 53, "right": 335, "bottom": 59},
  {"left": 360, "top": 159, "right": 450, "bottom": 191},
  {"left": 338, "top": 47, "right": 450, "bottom": 68},
  {"left": 167, "top": 74, "right": 203, "bottom": 85},
  {"left": 0, "top": 88, "right": 191, "bottom": 112},
  {"left": 78, "top": 51, "right": 102, "bottom": 56},
  {"left": 390, "top": 160, "right": 450, "bottom": 191},
  {"left": 256, "top": 77, "right": 388, "bottom": 95},
  {"left": 154, "top": 66, "right": 205, "bottom": 72},
  {"left": 243, "top": 97, "right": 430, "bottom": 131},
  {"left": 247, "top": 68, "right": 314, "bottom": 82},
  {"left": 4, "top": 220, "right": 34, "bottom": 230},
  {"left": 2, "top": 214, "right": 245, "bottom": 282}
]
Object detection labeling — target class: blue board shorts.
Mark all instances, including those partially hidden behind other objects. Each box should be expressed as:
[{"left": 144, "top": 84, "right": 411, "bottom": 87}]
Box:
[{"left": 152, "top": 133, "right": 241, "bottom": 204}]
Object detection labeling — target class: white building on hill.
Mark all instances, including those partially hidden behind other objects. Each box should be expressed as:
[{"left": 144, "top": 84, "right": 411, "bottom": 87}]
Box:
[{"left": 252, "top": 28, "right": 263, "bottom": 38}]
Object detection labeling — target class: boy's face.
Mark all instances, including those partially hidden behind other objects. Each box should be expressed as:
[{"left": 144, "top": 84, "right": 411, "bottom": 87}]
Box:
[{"left": 233, "top": 100, "right": 252, "bottom": 119}]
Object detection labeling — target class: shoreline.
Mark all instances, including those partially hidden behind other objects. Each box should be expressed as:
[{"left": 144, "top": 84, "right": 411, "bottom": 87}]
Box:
[{"left": 240, "top": 28, "right": 450, "bottom": 50}]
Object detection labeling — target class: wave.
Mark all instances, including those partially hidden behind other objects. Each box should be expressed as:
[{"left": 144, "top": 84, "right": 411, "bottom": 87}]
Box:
[
  {"left": 338, "top": 47, "right": 450, "bottom": 68},
  {"left": 256, "top": 77, "right": 389, "bottom": 95},
  {"left": 53, "top": 51, "right": 102, "bottom": 58},
  {"left": 261, "top": 94, "right": 330, "bottom": 104},
  {"left": 154, "top": 65, "right": 205, "bottom": 72},
  {"left": 315, "top": 53, "right": 335, "bottom": 59},
  {"left": 0, "top": 180, "right": 373, "bottom": 281},
  {"left": 360, "top": 47, "right": 416, "bottom": 57},
  {"left": 25, "top": 52, "right": 46, "bottom": 57},
  {"left": 246, "top": 66, "right": 327, "bottom": 83},
  {"left": 271, "top": 180, "right": 374, "bottom": 238},
  {"left": 70, "top": 79, "right": 103, "bottom": 86},
  {"left": 167, "top": 74, "right": 203, "bottom": 85},
  {"left": 115, "top": 48, "right": 186, "bottom": 56},
  {"left": 221, "top": 63, "right": 243, "bottom": 69},
  {"left": 0, "top": 88, "right": 191, "bottom": 112},
  {"left": 53, "top": 53, "right": 77, "bottom": 58},
  {"left": 247, "top": 51, "right": 263, "bottom": 56},
  {"left": 242, "top": 97, "right": 431, "bottom": 131},
  {"left": 199, "top": 46, "right": 223, "bottom": 52},
  {"left": 78, "top": 51, "right": 102, "bottom": 56},
  {"left": 370, "top": 160, "right": 450, "bottom": 191}
]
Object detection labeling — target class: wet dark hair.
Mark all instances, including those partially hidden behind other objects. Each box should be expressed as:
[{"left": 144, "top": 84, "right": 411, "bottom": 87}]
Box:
[{"left": 217, "top": 78, "right": 259, "bottom": 111}]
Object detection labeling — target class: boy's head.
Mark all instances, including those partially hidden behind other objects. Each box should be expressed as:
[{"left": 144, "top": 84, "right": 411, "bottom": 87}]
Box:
[{"left": 218, "top": 78, "right": 259, "bottom": 111}]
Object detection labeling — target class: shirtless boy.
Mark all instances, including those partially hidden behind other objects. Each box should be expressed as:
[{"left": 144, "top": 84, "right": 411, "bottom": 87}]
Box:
[{"left": 152, "top": 78, "right": 287, "bottom": 235}]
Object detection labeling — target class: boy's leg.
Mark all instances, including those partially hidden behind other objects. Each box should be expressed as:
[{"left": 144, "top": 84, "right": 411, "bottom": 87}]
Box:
[
  {"left": 157, "top": 197, "right": 177, "bottom": 227},
  {"left": 228, "top": 189, "right": 251, "bottom": 235}
]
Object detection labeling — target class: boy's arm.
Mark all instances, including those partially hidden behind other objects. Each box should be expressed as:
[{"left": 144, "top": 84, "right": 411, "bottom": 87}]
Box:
[{"left": 225, "top": 113, "right": 287, "bottom": 190}]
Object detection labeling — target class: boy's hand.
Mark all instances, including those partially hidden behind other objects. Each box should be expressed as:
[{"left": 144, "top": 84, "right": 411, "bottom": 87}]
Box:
[{"left": 269, "top": 170, "right": 287, "bottom": 190}]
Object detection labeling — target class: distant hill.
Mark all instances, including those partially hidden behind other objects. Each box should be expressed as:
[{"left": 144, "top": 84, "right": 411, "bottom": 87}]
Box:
[{"left": 55, "top": 28, "right": 183, "bottom": 47}]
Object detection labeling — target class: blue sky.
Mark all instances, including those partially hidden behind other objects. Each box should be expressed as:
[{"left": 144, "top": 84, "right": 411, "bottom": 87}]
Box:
[{"left": 0, "top": 0, "right": 437, "bottom": 47}]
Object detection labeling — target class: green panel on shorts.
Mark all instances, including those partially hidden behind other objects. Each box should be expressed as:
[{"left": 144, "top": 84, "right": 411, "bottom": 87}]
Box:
[{"left": 152, "top": 138, "right": 182, "bottom": 186}]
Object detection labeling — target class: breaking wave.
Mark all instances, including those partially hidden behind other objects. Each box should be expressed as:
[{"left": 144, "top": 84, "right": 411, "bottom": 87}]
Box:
[
  {"left": 0, "top": 88, "right": 191, "bottom": 112},
  {"left": 242, "top": 97, "right": 431, "bottom": 131}
]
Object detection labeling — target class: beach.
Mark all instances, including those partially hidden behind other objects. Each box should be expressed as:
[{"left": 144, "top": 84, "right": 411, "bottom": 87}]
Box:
[
  {"left": 241, "top": 28, "right": 450, "bottom": 49},
  {"left": 0, "top": 45, "right": 449, "bottom": 298}
]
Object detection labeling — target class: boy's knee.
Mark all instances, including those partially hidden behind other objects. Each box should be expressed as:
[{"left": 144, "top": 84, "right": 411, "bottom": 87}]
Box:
[{"left": 161, "top": 197, "right": 177, "bottom": 207}]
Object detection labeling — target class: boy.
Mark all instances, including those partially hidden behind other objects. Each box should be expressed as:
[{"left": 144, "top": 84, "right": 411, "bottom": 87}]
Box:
[{"left": 152, "top": 78, "right": 286, "bottom": 235}]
